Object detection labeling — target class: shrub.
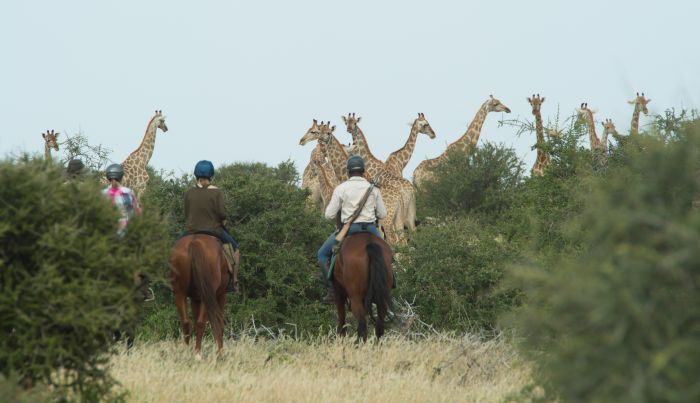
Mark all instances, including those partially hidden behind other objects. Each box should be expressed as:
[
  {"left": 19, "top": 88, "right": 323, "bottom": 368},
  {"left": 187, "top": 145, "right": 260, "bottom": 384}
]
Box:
[
  {"left": 0, "top": 157, "right": 168, "bottom": 399},
  {"left": 396, "top": 216, "right": 521, "bottom": 332},
  {"left": 506, "top": 124, "right": 700, "bottom": 402},
  {"left": 417, "top": 142, "right": 525, "bottom": 223}
]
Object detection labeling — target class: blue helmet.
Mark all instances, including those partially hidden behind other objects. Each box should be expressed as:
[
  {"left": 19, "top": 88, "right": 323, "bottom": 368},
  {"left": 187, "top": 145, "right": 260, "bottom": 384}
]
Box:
[{"left": 194, "top": 160, "right": 215, "bottom": 179}]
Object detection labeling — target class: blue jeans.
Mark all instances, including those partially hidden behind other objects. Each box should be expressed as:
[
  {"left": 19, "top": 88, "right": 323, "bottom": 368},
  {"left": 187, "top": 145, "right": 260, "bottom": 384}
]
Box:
[
  {"left": 317, "top": 223, "right": 382, "bottom": 266},
  {"left": 220, "top": 228, "right": 239, "bottom": 250}
]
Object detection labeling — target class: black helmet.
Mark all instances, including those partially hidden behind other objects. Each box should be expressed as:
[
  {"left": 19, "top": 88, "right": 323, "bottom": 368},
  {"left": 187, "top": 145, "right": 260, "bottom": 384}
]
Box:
[
  {"left": 194, "top": 160, "right": 215, "bottom": 179},
  {"left": 347, "top": 155, "right": 365, "bottom": 173},
  {"left": 105, "top": 163, "right": 124, "bottom": 181},
  {"left": 66, "top": 159, "right": 85, "bottom": 177}
]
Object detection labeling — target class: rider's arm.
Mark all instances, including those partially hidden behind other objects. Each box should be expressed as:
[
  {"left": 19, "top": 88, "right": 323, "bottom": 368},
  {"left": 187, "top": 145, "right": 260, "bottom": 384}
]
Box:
[
  {"left": 215, "top": 190, "right": 227, "bottom": 222},
  {"left": 374, "top": 189, "right": 387, "bottom": 219},
  {"left": 324, "top": 187, "right": 342, "bottom": 220}
]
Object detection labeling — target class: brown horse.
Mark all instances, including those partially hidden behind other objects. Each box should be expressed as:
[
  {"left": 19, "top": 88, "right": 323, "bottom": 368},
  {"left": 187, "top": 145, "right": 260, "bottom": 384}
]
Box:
[
  {"left": 169, "top": 234, "right": 228, "bottom": 356},
  {"left": 332, "top": 232, "right": 393, "bottom": 341}
]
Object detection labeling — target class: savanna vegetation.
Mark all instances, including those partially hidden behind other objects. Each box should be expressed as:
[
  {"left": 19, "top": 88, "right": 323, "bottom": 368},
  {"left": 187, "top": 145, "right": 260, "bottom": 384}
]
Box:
[{"left": 1, "top": 108, "right": 699, "bottom": 401}]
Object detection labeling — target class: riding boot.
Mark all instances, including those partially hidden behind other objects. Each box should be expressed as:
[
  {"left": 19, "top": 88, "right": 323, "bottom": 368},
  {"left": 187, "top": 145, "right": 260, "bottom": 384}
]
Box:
[
  {"left": 222, "top": 244, "right": 240, "bottom": 293},
  {"left": 319, "top": 261, "right": 334, "bottom": 304}
]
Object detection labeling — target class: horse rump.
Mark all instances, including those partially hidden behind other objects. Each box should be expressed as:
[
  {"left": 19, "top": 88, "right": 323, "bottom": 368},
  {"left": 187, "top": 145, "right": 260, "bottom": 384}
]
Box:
[{"left": 188, "top": 240, "right": 224, "bottom": 338}]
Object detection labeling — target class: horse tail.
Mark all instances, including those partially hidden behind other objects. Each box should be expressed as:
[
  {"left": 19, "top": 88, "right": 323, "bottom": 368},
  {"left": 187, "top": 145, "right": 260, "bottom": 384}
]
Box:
[
  {"left": 189, "top": 240, "right": 224, "bottom": 338},
  {"left": 364, "top": 242, "right": 393, "bottom": 317}
]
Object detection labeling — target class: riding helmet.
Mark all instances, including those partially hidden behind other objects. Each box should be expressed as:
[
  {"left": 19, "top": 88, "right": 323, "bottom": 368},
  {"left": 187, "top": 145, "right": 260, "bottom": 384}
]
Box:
[
  {"left": 347, "top": 155, "right": 365, "bottom": 173},
  {"left": 105, "top": 163, "right": 125, "bottom": 181},
  {"left": 194, "top": 160, "right": 215, "bottom": 179}
]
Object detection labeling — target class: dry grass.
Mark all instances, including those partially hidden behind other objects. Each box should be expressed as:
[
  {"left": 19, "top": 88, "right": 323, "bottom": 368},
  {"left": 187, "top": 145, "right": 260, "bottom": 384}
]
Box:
[{"left": 110, "top": 333, "right": 531, "bottom": 403}]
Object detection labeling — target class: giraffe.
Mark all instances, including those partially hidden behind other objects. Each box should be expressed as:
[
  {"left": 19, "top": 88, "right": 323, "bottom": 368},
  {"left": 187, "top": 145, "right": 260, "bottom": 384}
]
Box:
[
  {"left": 341, "top": 113, "right": 387, "bottom": 181},
  {"left": 412, "top": 95, "right": 511, "bottom": 187},
  {"left": 42, "top": 130, "right": 59, "bottom": 160},
  {"left": 577, "top": 103, "right": 603, "bottom": 152},
  {"left": 628, "top": 92, "right": 651, "bottom": 136},
  {"left": 528, "top": 94, "right": 550, "bottom": 177},
  {"left": 120, "top": 110, "right": 168, "bottom": 197},
  {"left": 383, "top": 113, "right": 436, "bottom": 178},
  {"left": 299, "top": 119, "right": 351, "bottom": 184},
  {"left": 299, "top": 119, "right": 326, "bottom": 210},
  {"left": 602, "top": 118, "right": 623, "bottom": 148}
]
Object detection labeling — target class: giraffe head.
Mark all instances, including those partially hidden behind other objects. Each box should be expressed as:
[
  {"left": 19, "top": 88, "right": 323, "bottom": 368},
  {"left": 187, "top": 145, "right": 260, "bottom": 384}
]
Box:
[
  {"left": 577, "top": 102, "right": 596, "bottom": 120},
  {"left": 601, "top": 119, "right": 618, "bottom": 135},
  {"left": 527, "top": 94, "right": 545, "bottom": 114},
  {"left": 413, "top": 113, "right": 436, "bottom": 139},
  {"left": 487, "top": 95, "right": 511, "bottom": 113},
  {"left": 628, "top": 92, "right": 651, "bottom": 114},
  {"left": 42, "top": 130, "right": 59, "bottom": 152},
  {"left": 299, "top": 119, "right": 323, "bottom": 145},
  {"left": 154, "top": 110, "right": 168, "bottom": 132},
  {"left": 341, "top": 113, "right": 361, "bottom": 134}
]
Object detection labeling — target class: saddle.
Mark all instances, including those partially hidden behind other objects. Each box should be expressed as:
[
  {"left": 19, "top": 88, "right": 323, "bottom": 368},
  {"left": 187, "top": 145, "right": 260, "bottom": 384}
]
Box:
[{"left": 182, "top": 230, "right": 223, "bottom": 242}]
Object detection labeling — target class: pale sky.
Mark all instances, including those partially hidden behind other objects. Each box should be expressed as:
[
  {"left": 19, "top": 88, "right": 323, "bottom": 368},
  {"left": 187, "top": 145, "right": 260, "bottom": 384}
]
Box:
[{"left": 1, "top": 0, "right": 698, "bottom": 180}]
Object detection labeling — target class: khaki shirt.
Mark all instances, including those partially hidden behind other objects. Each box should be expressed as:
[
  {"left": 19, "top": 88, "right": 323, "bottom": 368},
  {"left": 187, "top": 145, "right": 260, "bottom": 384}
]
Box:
[
  {"left": 324, "top": 176, "right": 387, "bottom": 223},
  {"left": 184, "top": 184, "right": 227, "bottom": 233}
]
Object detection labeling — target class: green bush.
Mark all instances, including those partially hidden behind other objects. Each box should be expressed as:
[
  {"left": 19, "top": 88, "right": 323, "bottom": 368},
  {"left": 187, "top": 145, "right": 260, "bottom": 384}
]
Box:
[
  {"left": 0, "top": 157, "right": 168, "bottom": 399},
  {"left": 396, "top": 217, "right": 521, "bottom": 331},
  {"left": 506, "top": 125, "right": 700, "bottom": 402},
  {"left": 417, "top": 142, "right": 525, "bottom": 223}
]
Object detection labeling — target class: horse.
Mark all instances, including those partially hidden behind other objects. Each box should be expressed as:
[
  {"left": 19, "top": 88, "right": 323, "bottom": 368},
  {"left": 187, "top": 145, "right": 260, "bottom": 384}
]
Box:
[
  {"left": 169, "top": 234, "right": 229, "bottom": 356},
  {"left": 332, "top": 232, "right": 393, "bottom": 341}
]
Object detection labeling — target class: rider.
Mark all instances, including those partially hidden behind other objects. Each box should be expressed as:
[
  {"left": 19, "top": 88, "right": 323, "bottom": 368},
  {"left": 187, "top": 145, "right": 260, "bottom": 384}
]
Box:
[
  {"left": 102, "top": 163, "right": 141, "bottom": 236},
  {"left": 317, "top": 155, "right": 387, "bottom": 303},
  {"left": 64, "top": 158, "right": 85, "bottom": 182},
  {"left": 184, "top": 160, "right": 240, "bottom": 293}
]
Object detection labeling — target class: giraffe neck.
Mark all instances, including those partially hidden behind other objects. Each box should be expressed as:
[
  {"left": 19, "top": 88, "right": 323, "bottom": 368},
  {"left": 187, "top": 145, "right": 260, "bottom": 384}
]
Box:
[
  {"left": 315, "top": 159, "right": 337, "bottom": 204},
  {"left": 630, "top": 106, "right": 641, "bottom": 136},
  {"left": 351, "top": 125, "right": 385, "bottom": 180},
  {"left": 351, "top": 126, "right": 382, "bottom": 165},
  {"left": 322, "top": 134, "right": 349, "bottom": 181},
  {"left": 385, "top": 121, "right": 420, "bottom": 176},
  {"left": 532, "top": 109, "right": 549, "bottom": 175},
  {"left": 444, "top": 99, "right": 490, "bottom": 155},
  {"left": 44, "top": 142, "right": 52, "bottom": 160},
  {"left": 601, "top": 129, "right": 610, "bottom": 152},
  {"left": 585, "top": 112, "right": 601, "bottom": 150},
  {"left": 124, "top": 116, "right": 159, "bottom": 169}
]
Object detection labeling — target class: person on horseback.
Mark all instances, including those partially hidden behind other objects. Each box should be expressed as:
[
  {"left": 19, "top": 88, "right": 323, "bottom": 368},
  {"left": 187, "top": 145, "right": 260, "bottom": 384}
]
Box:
[
  {"left": 64, "top": 158, "right": 85, "bottom": 182},
  {"left": 317, "top": 155, "right": 387, "bottom": 303},
  {"left": 184, "top": 160, "right": 240, "bottom": 293},
  {"left": 102, "top": 163, "right": 141, "bottom": 236}
]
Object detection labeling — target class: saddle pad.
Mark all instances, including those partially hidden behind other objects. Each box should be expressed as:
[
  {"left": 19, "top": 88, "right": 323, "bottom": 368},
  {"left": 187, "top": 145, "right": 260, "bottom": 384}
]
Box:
[{"left": 327, "top": 253, "right": 337, "bottom": 281}]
